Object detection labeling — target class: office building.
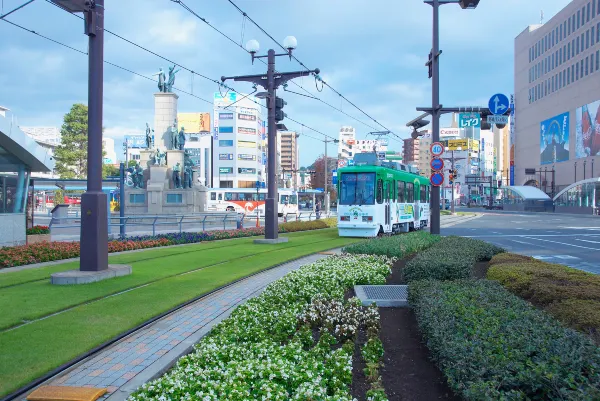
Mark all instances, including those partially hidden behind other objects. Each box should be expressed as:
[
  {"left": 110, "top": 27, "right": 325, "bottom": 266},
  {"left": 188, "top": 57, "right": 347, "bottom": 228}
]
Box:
[
  {"left": 514, "top": 0, "right": 600, "bottom": 192},
  {"left": 212, "top": 92, "right": 265, "bottom": 188},
  {"left": 402, "top": 137, "right": 421, "bottom": 168},
  {"left": 102, "top": 137, "right": 117, "bottom": 164},
  {"left": 338, "top": 126, "right": 356, "bottom": 158},
  {"left": 279, "top": 131, "right": 298, "bottom": 188}
]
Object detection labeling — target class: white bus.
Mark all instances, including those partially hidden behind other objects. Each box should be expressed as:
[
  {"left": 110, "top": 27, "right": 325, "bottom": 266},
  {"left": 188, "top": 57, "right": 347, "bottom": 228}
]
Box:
[{"left": 206, "top": 188, "right": 298, "bottom": 216}]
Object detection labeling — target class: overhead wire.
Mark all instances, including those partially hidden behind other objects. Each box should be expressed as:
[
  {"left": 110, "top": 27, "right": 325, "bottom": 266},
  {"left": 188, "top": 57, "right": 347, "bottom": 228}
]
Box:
[{"left": 0, "top": 0, "right": 36, "bottom": 20}]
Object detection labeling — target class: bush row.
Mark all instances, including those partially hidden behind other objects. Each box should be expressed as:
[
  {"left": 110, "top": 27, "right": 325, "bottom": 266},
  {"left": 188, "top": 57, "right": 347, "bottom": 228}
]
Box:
[
  {"left": 0, "top": 220, "right": 336, "bottom": 268},
  {"left": 342, "top": 231, "right": 441, "bottom": 259},
  {"left": 404, "top": 236, "right": 504, "bottom": 282},
  {"left": 129, "top": 254, "right": 393, "bottom": 401},
  {"left": 409, "top": 279, "right": 600, "bottom": 400},
  {"left": 487, "top": 253, "right": 600, "bottom": 339}
]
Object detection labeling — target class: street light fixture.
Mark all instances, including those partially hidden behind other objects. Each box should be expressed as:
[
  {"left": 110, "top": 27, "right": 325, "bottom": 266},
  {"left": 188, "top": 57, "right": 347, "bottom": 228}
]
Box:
[
  {"left": 51, "top": 0, "right": 108, "bottom": 272},
  {"left": 423, "top": 0, "right": 479, "bottom": 235},
  {"left": 222, "top": 37, "right": 319, "bottom": 243}
]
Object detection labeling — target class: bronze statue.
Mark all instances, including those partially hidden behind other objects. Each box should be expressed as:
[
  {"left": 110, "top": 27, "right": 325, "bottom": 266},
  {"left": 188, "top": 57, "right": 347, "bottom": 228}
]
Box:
[
  {"left": 172, "top": 162, "right": 182, "bottom": 188},
  {"left": 166, "top": 64, "right": 181, "bottom": 92},
  {"left": 145, "top": 123, "right": 153, "bottom": 149},
  {"left": 170, "top": 120, "right": 178, "bottom": 150},
  {"left": 154, "top": 149, "right": 166, "bottom": 166},
  {"left": 153, "top": 68, "right": 167, "bottom": 92},
  {"left": 178, "top": 126, "right": 186, "bottom": 150}
]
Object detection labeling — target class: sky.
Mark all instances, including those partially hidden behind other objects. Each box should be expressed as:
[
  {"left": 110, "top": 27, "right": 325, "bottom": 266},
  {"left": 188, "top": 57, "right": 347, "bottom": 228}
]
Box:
[{"left": 0, "top": 0, "right": 571, "bottom": 167}]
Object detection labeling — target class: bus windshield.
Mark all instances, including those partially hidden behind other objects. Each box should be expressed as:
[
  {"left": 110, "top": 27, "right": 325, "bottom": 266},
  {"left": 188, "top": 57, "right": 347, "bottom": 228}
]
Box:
[
  {"left": 339, "top": 172, "right": 375, "bottom": 205},
  {"left": 280, "top": 194, "right": 297, "bottom": 204}
]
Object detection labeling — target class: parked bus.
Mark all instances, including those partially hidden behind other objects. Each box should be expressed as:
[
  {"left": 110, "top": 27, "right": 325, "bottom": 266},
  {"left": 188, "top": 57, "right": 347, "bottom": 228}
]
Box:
[
  {"left": 206, "top": 188, "right": 298, "bottom": 216},
  {"left": 337, "top": 164, "right": 431, "bottom": 237}
]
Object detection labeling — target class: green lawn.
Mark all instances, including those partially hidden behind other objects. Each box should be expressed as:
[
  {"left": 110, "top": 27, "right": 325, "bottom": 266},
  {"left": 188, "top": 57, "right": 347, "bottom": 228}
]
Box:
[{"left": 0, "top": 229, "right": 359, "bottom": 396}]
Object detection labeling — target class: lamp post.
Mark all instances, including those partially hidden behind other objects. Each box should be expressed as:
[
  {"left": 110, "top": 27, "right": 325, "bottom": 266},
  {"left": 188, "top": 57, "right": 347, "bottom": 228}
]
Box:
[
  {"left": 51, "top": 0, "right": 107, "bottom": 272},
  {"left": 424, "top": 0, "right": 480, "bottom": 234},
  {"left": 221, "top": 37, "right": 319, "bottom": 242}
]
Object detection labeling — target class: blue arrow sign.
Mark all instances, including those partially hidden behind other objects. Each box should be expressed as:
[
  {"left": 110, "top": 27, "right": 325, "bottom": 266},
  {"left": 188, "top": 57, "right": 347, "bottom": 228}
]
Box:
[
  {"left": 488, "top": 93, "right": 509, "bottom": 115},
  {"left": 430, "top": 172, "right": 444, "bottom": 186}
]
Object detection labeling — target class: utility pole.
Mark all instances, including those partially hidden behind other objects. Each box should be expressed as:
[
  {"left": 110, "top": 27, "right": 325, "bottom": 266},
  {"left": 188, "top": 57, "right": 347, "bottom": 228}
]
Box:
[{"left": 222, "top": 38, "right": 319, "bottom": 242}]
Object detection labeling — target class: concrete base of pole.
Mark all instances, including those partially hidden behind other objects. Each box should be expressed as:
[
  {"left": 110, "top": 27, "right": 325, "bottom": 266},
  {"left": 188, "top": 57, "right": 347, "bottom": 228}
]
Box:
[
  {"left": 253, "top": 237, "right": 289, "bottom": 244},
  {"left": 51, "top": 264, "right": 132, "bottom": 285},
  {"left": 80, "top": 191, "right": 109, "bottom": 272}
]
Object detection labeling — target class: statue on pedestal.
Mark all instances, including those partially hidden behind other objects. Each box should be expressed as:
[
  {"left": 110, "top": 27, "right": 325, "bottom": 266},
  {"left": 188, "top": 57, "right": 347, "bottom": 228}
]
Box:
[
  {"left": 153, "top": 68, "right": 167, "bottom": 93},
  {"left": 166, "top": 64, "right": 181, "bottom": 93},
  {"left": 173, "top": 162, "right": 182, "bottom": 189},
  {"left": 178, "top": 126, "right": 186, "bottom": 151},
  {"left": 170, "top": 119, "right": 178, "bottom": 150},
  {"left": 183, "top": 165, "right": 193, "bottom": 189},
  {"left": 154, "top": 149, "right": 166, "bottom": 166},
  {"left": 134, "top": 163, "right": 145, "bottom": 189},
  {"left": 145, "top": 123, "right": 154, "bottom": 149}
]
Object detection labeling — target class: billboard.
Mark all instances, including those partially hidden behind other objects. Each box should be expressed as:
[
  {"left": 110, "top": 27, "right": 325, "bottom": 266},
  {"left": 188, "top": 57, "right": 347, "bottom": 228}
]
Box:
[
  {"left": 238, "top": 127, "right": 256, "bottom": 135},
  {"left": 440, "top": 128, "right": 460, "bottom": 137},
  {"left": 177, "top": 113, "right": 210, "bottom": 134},
  {"left": 447, "top": 139, "right": 479, "bottom": 152},
  {"left": 238, "top": 154, "right": 256, "bottom": 161},
  {"left": 219, "top": 153, "right": 233, "bottom": 160},
  {"left": 509, "top": 94, "right": 515, "bottom": 185},
  {"left": 575, "top": 99, "right": 600, "bottom": 158},
  {"left": 238, "top": 113, "right": 256, "bottom": 121},
  {"left": 219, "top": 112, "right": 233, "bottom": 120},
  {"left": 124, "top": 135, "right": 146, "bottom": 148},
  {"left": 540, "top": 112, "right": 569, "bottom": 165}
]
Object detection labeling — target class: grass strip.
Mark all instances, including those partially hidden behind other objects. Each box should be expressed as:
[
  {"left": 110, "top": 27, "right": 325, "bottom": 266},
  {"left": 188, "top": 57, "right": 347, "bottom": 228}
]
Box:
[
  {"left": 0, "top": 233, "right": 358, "bottom": 396},
  {"left": 0, "top": 230, "right": 341, "bottom": 330}
]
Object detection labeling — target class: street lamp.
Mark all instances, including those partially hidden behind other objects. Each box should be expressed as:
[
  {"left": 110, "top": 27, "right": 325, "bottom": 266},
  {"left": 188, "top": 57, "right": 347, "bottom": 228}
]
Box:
[
  {"left": 222, "top": 37, "right": 319, "bottom": 243},
  {"left": 424, "top": 0, "right": 479, "bottom": 235},
  {"left": 51, "top": 0, "right": 108, "bottom": 272}
]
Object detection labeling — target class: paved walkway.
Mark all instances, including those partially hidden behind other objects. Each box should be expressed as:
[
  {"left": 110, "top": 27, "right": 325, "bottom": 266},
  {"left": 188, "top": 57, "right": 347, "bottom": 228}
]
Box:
[{"left": 30, "top": 250, "right": 342, "bottom": 401}]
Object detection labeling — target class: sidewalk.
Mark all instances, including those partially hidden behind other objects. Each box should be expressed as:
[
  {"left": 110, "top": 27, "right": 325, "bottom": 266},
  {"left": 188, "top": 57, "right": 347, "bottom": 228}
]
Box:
[{"left": 26, "top": 249, "right": 342, "bottom": 401}]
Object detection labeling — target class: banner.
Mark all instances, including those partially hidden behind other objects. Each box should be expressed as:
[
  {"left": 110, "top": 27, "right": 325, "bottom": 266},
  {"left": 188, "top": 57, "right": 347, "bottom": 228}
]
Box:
[
  {"left": 219, "top": 112, "right": 233, "bottom": 120},
  {"left": 447, "top": 138, "right": 479, "bottom": 151},
  {"left": 540, "top": 112, "right": 570, "bottom": 165},
  {"left": 238, "top": 113, "right": 256, "bottom": 121},
  {"left": 177, "top": 112, "right": 210, "bottom": 133},
  {"left": 238, "top": 167, "right": 256, "bottom": 174},
  {"left": 238, "top": 154, "right": 256, "bottom": 161},
  {"left": 509, "top": 94, "right": 515, "bottom": 185},
  {"left": 238, "top": 127, "right": 256, "bottom": 135},
  {"left": 219, "top": 167, "right": 233, "bottom": 174},
  {"left": 238, "top": 140, "right": 256, "bottom": 148},
  {"left": 575, "top": 99, "right": 600, "bottom": 158},
  {"left": 219, "top": 153, "right": 233, "bottom": 160}
]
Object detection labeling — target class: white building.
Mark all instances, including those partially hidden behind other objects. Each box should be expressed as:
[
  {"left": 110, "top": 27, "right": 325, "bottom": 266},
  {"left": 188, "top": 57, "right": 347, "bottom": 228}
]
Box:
[
  {"left": 20, "top": 127, "right": 60, "bottom": 178},
  {"left": 102, "top": 137, "right": 117, "bottom": 164},
  {"left": 514, "top": 0, "right": 600, "bottom": 190},
  {"left": 338, "top": 126, "right": 356, "bottom": 158},
  {"left": 212, "top": 92, "right": 265, "bottom": 188}
]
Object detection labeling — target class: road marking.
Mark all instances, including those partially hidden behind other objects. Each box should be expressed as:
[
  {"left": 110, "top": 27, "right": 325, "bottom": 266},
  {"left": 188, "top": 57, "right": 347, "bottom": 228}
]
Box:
[
  {"left": 462, "top": 233, "right": 600, "bottom": 238},
  {"left": 575, "top": 238, "right": 600, "bottom": 244},
  {"left": 510, "top": 239, "right": 538, "bottom": 245},
  {"left": 532, "top": 255, "right": 580, "bottom": 261},
  {"left": 522, "top": 236, "right": 600, "bottom": 251}
]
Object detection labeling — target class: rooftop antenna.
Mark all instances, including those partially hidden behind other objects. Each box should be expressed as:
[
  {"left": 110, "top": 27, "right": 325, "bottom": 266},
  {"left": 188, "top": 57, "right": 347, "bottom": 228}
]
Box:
[{"left": 540, "top": 10, "right": 544, "bottom": 24}]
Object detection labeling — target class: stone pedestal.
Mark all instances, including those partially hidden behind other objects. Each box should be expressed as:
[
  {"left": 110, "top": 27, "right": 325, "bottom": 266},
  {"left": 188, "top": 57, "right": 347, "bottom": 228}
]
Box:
[
  {"left": 51, "top": 264, "right": 132, "bottom": 285},
  {"left": 140, "top": 149, "right": 154, "bottom": 168},
  {"left": 166, "top": 150, "right": 184, "bottom": 189},
  {"left": 154, "top": 92, "right": 179, "bottom": 152}
]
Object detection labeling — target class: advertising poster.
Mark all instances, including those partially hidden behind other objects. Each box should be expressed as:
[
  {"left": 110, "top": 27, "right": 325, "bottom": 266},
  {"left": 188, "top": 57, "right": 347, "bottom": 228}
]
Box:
[
  {"left": 575, "top": 99, "right": 600, "bottom": 158},
  {"left": 177, "top": 113, "right": 210, "bottom": 134},
  {"left": 540, "top": 112, "right": 570, "bottom": 164}
]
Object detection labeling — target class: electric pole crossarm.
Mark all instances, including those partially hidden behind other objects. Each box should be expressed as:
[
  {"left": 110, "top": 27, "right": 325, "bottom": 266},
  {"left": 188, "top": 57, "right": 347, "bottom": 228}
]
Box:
[
  {"left": 221, "top": 74, "right": 266, "bottom": 86},
  {"left": 274, "top": 70, "right": 318, "bottom": 87}
]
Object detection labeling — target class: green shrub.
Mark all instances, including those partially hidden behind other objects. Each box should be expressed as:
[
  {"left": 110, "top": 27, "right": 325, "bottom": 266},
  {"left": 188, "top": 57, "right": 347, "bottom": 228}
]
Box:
[
  {"left": 404, "top": 236, "right": 504, "bottom": 282},
  {"left": 342, "top": 231, "right": 440, "bottom": 259},
  {"left": 279, "top": 219, "right": 329, "bottom": 232},
  {"left": 488, "top": 253, "right": 600, "bottom": 339},
  {"left": 409, "top": 279, "right": 600, "bottom": 400}
]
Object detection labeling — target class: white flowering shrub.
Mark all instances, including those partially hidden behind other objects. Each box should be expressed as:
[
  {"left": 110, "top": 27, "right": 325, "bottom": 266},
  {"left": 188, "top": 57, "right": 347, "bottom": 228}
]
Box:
[{"left": 128, "top": 254, "right": 392, "bottom": 401}]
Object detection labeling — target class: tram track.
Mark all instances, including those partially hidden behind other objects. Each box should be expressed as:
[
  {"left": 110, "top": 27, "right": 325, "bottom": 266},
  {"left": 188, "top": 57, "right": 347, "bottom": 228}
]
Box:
[{"left": 0, "top": 237, "right": 348, "bottom": 401}]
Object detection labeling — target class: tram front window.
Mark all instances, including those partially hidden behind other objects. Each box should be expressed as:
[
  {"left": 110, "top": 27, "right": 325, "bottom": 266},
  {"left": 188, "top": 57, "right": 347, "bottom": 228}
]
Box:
[{"left": 340, "top": 173, "right": 375, "bottom": 205}]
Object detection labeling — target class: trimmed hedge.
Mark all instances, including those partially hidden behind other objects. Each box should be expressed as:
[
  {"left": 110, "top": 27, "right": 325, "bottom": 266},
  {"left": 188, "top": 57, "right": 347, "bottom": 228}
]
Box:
[
  {"left": 488, "top": 253, "right": 600, "bottom": 339},
  {"left": 409, "top": 279, "right": 600, "bottom": 400},
  {"left": 404, "top": 236, "right": 504, "bottom": 282},
  {"left": 279, "top": 219, "right": 329, "bottom": 232},
  {"left": 342, "top": 231, "right": 440, "bottom": 259}
]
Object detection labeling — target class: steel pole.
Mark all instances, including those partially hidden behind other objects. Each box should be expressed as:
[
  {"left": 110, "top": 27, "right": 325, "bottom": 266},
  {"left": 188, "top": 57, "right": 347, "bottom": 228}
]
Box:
[
  {"left": 119, "top": 162, "right": 125, "bottom": 238},
  {"left": 430, "top": 0, "right": 441, "bottom": 234},
  {"left": 450, "top": 151, "right": 455, "bottom": 215},
  {"left": 265, "top": 49, "right": 278, "bottom": 239},
  {"left": 80, "top": 0, "right": 108, "bottom": 272},
  {"left": 324, "top": 139, "right": 328, "bottom": 214}
]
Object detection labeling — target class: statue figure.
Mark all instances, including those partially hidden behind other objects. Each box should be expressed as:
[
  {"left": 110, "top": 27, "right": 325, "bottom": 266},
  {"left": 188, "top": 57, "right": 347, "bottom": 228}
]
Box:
[
  {"left": 153, "top": 68, "right": 167, "bottom": 92},
  {"left": 166, "top": 64, "right": 181, "bottom": 92},
  {"left": 145, "top": 123, "right": 153, "bottom": 149},
  {"left": 183, "top": 165, "right": 194, "bottom": 189},
  {"left": 154, "top": 149, "right": 166, "bottom": 166},
  {"left": 172, "top": 162, "right": 182, "bottom": 189},
  {"left": 178, "top": 126, "right": 186, "bottom": 151},
  {"left": 134, "top": 163, "right": 145, "bottom": 189},
  {"left": 170, "top": 120, "right": 178, "bottom": 150}
]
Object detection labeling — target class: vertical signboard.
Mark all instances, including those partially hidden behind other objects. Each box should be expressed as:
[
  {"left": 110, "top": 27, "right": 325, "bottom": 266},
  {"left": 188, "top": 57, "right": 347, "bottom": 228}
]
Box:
[
  {"left": 509, "top": 94, "right": 515, "bottom": 185},
  {"left": 575, "top": 99, "right": 600, "bottom": 158}
]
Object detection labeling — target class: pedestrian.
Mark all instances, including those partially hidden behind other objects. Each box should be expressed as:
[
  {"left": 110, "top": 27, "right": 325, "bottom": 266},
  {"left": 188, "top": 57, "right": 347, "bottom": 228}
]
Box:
[{"left": 315, "top": 200, "right": 321, "bottom": 219}]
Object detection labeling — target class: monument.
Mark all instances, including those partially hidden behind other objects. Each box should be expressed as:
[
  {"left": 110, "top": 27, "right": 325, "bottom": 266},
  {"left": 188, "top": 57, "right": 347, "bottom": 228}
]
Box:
[{"left": 124, "top": 66, "right": 208, "bottom": 215}]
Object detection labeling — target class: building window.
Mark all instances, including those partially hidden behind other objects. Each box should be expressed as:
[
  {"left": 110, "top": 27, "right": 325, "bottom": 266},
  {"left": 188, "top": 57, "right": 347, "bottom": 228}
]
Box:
[
  {"left": 578, "top": 10, "right": 581, "bottom": 29},
  {"left": 129, "top": 194, "right": 145, "bottom": 204},
  {"left": 586, "top": 56, "right": 589, "bottom": 76},
  {"left": 597, "top": 50, "right": 600, "bottom": 70},
  {"left": 592, "top": 53, "right": 595, "bottom": 73},
  {"left": 166, "top": 194, "right": 183, "bottom": 204},
  {"left": 587, "top": 2, "right": 591, "bottom": 22},
  {"left": 594, "top": 0, "right": 597, "bottom": 17},
  {"left": 587, "top": 30, "right": 590, "bottom": 49},
  {"left": 581, "top": 59, "right": 585, "bottom": 77},
  {"left": 593, "top": 26, "right": 596, "bottom": 46},
  {"left": 577, "top": 36, "right": 580, "bottom": 54}
]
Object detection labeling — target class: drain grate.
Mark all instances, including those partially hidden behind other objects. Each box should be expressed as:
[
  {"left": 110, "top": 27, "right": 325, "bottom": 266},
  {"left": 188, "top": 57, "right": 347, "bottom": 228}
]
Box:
[{"left": 354, "top": 285, "right": 409, "bottom": 308}]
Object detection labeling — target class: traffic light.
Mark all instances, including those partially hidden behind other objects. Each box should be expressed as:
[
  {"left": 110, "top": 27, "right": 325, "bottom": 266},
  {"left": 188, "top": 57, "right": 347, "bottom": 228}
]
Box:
[
  {"left": 449, "top": 173, "right": 454, "bottom": 184},
  {"left": 274, "top": 96, "right": 287, "bottom": 122}
]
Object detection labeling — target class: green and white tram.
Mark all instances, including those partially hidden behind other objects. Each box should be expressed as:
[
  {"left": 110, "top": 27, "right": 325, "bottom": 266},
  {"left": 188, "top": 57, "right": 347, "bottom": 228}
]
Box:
[{"left": 337, "top": 164, "right": 431, "bottom": 237}]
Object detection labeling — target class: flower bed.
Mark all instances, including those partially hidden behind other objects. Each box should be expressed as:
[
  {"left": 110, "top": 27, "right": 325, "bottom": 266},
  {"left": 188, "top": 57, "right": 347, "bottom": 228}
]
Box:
[
  {"left": 403, "top": 236, "right": 504, "bottom": 282},
  {"left": 409, "top": 279, "right": 600, "bottom": 400},
  {"left": 129, "top": 254, "right": 393, "bottom": 401},
  {"left": 487, "top": 253, "right": 600, "bottom": 340},
  {"left": 26, "top": 225, "right": 50, "bottom": 235},
  {"left": 0, "top": 220, "right": 335, "bottom": 268},
  {"left": 342, "top": 231, "right": 440, "bottom": 259}
]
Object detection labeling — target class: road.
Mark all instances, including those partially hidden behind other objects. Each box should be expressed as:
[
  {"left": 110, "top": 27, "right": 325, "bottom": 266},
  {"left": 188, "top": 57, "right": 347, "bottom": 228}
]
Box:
[{"left": 444, "top": 210, "right": 600, "bottom": 274}]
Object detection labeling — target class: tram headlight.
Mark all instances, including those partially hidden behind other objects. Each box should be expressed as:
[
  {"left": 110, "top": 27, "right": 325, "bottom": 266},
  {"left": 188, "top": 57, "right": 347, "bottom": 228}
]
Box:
[
  {"left": 362, "top": 216, "right": 373, "bottom": 222},
  {"left": 340, "top": 216, "right": 350, "bottom": 221}
]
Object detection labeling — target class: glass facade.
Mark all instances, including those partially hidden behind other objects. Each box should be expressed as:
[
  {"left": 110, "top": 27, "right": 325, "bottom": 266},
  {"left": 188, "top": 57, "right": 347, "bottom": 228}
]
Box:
[
  {"left": 0, "top": 142, "right": 31, "bottom": 214},
  {"left": 554, "top": 180, "right": 600, "bottom": 208}
]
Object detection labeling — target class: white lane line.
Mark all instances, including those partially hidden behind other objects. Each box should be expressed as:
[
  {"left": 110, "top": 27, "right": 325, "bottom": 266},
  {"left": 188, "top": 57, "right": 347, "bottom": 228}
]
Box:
[
  {"left": 522, "top": 236, "right": 600, "bottom": 251},
  {"left": 510, "top": 239, "right": 538, "bottom": 246},
  {"left": 575, "top": 238, "right": 600, "bottom": 244},
  {"left": 462, "top": 233, "right": 600, "bottom": 238}
]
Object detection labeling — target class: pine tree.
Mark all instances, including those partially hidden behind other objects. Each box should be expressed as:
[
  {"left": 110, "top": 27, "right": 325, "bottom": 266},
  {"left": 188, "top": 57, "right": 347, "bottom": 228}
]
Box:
[{"left": 54, "top": 104, "right": 88, "bottom": 179}]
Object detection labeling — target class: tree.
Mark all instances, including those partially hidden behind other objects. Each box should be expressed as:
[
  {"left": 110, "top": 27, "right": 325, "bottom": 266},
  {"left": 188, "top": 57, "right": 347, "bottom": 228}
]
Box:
[
  {"left": 54, "top": 104, "right": 88, "bottom": 179},
  {"left": 310, "top": 155, "right": 338, "bottom": 201},
  {"left": 103, "top": 164, "right": 120, "bottom": 178}
]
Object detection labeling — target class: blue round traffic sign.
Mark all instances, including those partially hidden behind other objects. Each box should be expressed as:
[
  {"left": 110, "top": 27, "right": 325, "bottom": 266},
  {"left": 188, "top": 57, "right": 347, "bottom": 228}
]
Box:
[
  {"left": 488, "top": 93, "right": 509, "bottom": 115},
  {"left": 430, "top": 157, "right": 444, "bottom": 171},
  {"left": 430, "top": 172, "right": 444, "bottom": 186}
]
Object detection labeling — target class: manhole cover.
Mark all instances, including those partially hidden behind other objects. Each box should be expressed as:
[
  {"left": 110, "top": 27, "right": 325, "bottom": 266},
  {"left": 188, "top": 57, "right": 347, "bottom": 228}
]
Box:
[{"left": 354, "top": 285, "right": 409, "bottom": 308}]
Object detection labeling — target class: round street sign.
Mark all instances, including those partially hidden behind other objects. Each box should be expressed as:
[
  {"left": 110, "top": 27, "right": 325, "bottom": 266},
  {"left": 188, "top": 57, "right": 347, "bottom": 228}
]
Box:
[
  {"left": 430, "top": 142, "right": 444, "bottom": 157},
  {"left": 430, "top": 172, "right": 444, "bottom": 187},
  {"left": 430, "top": 157, "right": 444, "bottom": 171}
]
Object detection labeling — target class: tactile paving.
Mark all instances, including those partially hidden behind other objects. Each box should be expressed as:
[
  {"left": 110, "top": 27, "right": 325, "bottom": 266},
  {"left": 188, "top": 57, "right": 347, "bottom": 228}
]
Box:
[{"left": 27, "top": 386, "right": 107, "bottom": 401}]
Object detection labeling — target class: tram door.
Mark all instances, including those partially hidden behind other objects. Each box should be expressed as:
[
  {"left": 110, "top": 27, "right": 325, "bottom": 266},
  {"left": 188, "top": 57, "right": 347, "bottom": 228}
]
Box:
[
  {"left": 414, "top": 184, "right": 421, "bottom": 228},
  {"left": 383, "top": 181, "right": 391, "bottom": 232}
]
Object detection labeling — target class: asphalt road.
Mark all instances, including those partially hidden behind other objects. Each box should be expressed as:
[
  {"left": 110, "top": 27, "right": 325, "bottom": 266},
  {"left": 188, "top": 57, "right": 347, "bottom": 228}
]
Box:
[{"left": 443, "top": 210, "right": 600, "bottom": 274}]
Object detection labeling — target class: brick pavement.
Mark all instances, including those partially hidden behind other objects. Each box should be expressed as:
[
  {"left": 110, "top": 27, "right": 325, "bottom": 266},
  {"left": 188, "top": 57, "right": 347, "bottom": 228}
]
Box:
[{"left": 32, "top": 249, "right": 342, "bottom": 401}]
